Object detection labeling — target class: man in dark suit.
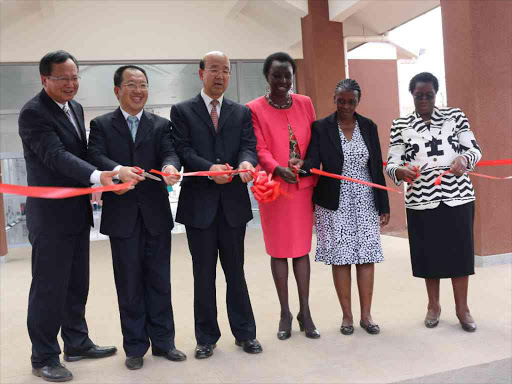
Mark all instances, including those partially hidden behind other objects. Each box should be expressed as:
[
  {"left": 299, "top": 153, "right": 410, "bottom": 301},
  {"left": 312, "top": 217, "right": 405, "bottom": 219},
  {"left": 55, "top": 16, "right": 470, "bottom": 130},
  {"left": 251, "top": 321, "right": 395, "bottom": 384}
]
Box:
[
  {"left": 87, "top": 65, "right": 186, "bottom": 370},
  {"left": 171, "top": 51, "right": 262, "bottom": 359},
  {"left": 18, "top": 50, "right": 118, "bottom": 382}
]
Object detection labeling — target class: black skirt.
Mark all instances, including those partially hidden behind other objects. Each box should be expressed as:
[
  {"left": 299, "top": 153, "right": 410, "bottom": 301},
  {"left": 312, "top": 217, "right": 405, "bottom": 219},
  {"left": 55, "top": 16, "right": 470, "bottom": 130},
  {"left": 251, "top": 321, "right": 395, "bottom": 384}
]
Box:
[{"left": 406, "top": 201, "right": 475, "bottom": 279}]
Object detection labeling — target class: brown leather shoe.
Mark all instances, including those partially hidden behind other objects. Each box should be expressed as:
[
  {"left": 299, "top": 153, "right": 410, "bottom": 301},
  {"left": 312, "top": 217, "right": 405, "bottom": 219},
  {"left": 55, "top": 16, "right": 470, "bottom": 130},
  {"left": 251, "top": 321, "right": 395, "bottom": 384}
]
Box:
[{"left": 32, "top": 362, "right": 73, "bottom": 382}]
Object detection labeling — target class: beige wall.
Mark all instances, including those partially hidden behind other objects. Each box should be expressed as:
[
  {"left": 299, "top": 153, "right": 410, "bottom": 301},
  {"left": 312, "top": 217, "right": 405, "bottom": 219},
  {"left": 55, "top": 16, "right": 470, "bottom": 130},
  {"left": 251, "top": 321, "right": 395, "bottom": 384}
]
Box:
[{"left": 0, "top": 0, "right": 303, "bottom": 62}]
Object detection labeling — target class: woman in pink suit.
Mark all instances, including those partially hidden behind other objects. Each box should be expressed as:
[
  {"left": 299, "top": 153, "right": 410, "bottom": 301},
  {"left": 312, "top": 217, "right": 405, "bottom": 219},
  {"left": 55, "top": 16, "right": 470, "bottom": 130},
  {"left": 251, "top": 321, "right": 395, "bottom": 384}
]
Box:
[{"left": 247, "top": 52, "right": 320, "bottom": 340}]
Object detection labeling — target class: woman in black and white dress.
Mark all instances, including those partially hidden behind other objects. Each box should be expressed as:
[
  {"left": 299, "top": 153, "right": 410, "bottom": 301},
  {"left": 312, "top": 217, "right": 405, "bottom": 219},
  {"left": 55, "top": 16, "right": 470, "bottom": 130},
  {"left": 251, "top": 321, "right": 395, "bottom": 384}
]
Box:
[
  {"left": 386, "top": 72, "right": 482, "bottom": 332},
  {"left": 292, "top": 79, "right": 390, "bottom": 335}
]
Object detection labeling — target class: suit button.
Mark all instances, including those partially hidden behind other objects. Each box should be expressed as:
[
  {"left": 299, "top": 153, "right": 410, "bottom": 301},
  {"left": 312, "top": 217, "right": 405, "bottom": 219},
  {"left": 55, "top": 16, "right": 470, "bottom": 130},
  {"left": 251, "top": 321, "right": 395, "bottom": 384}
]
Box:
[
  {"left": 216, "top": 158, "right": 221, "bottom": 163},
  {"left": 433, "top": 158, "right": 437, "bottom": 162}
]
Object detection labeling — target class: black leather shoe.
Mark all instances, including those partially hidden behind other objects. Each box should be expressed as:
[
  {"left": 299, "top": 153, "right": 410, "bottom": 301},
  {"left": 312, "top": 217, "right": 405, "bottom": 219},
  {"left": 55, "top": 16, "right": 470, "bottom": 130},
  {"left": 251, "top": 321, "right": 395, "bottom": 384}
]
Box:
[
  {"left": 459, "top": 320, "right": 477, "bottom": 332},
  {"left": 277, "top": 313, "right": 293, "bottom": 340},
  {"left": 340, "top": 325, "right": 354, "bottom": 335},
  {"left": 152, "top": 347, "right": 187, "bottom": 362},
  {"left": 63, "top": 344, "right": 117, "bottom": 362},
  {"left": 125, "top": 357, "right": 143, "bottom": 370},
  {"left": 32, "top": 362, "right": 73, "bottom": 382},
  {"left": 194, "top": 344, "right": 216, "bottom": 359},
  {"left": 360, "top": 320, "right": 380, "bottom": 335},
  {"left": 235, "top": 339, "right": 263, "bottom": 354},
  {"left": 297, "top": 315, "right": 321, "bottom": 339}
]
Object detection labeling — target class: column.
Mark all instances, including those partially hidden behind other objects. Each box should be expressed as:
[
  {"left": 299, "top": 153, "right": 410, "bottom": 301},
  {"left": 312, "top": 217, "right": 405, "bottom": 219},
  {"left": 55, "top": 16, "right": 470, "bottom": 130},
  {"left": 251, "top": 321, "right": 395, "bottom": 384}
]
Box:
[{"left": 441, "top": 0, "right": 512, "bottom": 263}]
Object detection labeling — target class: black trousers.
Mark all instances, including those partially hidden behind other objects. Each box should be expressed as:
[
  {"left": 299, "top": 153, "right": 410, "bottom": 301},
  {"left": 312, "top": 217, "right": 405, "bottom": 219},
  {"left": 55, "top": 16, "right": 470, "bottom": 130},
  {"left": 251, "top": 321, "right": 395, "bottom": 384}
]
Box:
[
  {"left": 185, "top": 204, "right": 256, "bottom": 345},
  {"left": 109, "top": 213, "right": 175, "bottom": 357},
  {"left": 27, "top": 230, "right": 94, "bottom": 369}
]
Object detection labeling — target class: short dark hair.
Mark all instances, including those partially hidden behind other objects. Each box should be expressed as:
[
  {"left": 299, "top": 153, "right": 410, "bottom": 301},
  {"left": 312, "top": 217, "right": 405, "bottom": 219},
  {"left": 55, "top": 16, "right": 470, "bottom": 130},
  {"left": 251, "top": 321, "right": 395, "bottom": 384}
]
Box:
[
  {"left": 39, "top": 50, "right": 79, "bottom": 76},
  {"left": 334, "top": 78, "right": 362, "bottom": 101},
  {"left": 409, "top": 72, "right": 439, "bottom": 94},
  {"left": 114, "top": 65, "right": 149, "bottom": 87},
  {"left": 263, "top": 52, "right": 297, "bottom": 78},
  {"left": 199, "top": 59, "right": 205, "bottom": 70}
]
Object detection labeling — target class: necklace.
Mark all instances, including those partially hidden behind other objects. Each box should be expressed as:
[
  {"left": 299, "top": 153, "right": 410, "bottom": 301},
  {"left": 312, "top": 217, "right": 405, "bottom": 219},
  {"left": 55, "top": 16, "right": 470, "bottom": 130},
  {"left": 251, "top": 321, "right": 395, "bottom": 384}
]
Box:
[{"left": 266, "top": 93, "right": 292, "bottom": 109}]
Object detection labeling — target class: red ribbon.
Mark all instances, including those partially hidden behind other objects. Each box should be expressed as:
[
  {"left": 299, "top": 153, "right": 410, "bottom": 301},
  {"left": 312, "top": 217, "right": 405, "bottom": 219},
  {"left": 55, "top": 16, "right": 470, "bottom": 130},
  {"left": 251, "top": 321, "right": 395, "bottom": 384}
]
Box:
[
  {"left": 434, "top": 170, "right": 512, "bottom": 185},
  {"left": 0, "top": 181, "right": 134, "bottom": 199},
  {"left": 250, "top": 170, "right": 283, "bottom": 203},
  {"left": 310, "top": 168, "right": 402, "bottom": 194}
]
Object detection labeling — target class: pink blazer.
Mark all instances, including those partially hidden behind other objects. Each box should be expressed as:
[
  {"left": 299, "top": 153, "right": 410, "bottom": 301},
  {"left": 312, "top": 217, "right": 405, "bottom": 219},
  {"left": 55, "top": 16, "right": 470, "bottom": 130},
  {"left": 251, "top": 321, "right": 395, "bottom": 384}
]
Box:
[{"left": 247, "top": 94, "right": 317, "bottom": 192}]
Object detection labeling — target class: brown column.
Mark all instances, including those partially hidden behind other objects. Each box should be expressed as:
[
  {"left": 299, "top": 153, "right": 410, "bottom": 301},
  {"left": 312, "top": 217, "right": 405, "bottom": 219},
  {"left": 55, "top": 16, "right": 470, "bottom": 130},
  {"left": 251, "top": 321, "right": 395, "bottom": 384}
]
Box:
[
  {"left": 0, "top": 162, "right": 7, "bottom": 256},
  {"left": 441, "top": 0, "right": 512, "bottom": 257},
  {"left": 349, "top": 59, "right": 405, "bottom": 235},
  {"left": 301, "top": 0, "right": 345, "bottom": 119}
]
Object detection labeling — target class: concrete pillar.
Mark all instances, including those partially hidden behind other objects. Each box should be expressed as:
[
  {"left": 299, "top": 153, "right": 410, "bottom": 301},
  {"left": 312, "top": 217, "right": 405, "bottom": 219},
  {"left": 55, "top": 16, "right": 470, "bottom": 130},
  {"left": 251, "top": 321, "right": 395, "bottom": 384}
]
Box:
[
  {"left": 0, "top": 162, "right": 8, "bottom": 258},
  {"left": 441, "top": 0, "right": 512, "bottom": 264},
  {"left": 301, "top": 0, "right": 345, "bottom": 119},
  {"left": 349, "top": 59, "right": 405, "bottom": 235}
]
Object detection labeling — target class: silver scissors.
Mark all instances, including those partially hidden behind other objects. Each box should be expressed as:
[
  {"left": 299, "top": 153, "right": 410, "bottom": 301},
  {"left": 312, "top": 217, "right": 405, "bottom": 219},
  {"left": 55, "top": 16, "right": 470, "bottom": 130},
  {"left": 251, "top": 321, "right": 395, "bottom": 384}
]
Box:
[{"left": 134, "top": 167, "right": 162, "bottom": 181}]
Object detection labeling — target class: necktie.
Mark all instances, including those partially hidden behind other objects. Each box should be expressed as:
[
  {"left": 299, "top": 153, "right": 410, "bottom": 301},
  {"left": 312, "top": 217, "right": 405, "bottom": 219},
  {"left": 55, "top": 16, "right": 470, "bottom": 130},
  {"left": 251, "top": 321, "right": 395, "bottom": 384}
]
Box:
[
  {"left": 127, "top": 116, "right": 139, "bottom": 142},
  {"left": 210, "top": 99, "right": 219, "bottom": 132},
  {"left": 62, "top": 104, "right": 81, "bottom": 139}
]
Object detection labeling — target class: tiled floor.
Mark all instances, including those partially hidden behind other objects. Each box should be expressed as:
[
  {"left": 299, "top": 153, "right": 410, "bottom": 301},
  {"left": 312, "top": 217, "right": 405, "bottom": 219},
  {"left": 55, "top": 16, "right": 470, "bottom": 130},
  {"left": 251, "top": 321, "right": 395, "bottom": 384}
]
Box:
[{"left": 1, "top": 230, "right": 511, "bottom": 383}]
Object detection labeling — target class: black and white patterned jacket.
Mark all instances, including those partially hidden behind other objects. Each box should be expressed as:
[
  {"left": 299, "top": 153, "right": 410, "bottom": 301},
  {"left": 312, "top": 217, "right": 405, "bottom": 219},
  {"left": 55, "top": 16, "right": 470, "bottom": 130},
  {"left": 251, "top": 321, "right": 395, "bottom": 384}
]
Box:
[{"left": 386, "top": 107, "right": 482, "bottom": 210}]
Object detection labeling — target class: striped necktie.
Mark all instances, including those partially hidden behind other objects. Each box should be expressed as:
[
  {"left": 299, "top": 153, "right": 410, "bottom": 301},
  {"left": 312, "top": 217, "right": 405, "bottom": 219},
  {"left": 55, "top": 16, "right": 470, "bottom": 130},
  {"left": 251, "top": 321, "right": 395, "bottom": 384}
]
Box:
[
  {"left": 62, "top": 104, "right": 81, "bottom": 139},
  {"left": 127, "top": 116, "right": 139, "bottom": 142},
  {"left": 210, "top": 99, "right": 219, "bottom": 132}
]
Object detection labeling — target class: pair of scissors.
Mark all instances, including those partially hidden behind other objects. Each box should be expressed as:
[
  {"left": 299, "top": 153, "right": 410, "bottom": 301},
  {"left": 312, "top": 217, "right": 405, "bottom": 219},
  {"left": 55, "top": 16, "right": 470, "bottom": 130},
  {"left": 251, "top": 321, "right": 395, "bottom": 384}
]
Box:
[{"left": 133, "top": 167, "right": 162, "bottom": 181}]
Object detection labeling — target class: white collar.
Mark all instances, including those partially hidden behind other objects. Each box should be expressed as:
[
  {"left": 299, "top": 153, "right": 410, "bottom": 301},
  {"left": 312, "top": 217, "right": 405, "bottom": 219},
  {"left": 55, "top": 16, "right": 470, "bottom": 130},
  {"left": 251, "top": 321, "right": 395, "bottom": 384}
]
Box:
[
  {"left": 120, "top": 107, "right": 143, "bottom": 121},
  {"left": 54, "top": 100, "right": 68, "bottom": 110},
  {"left": 200, "top": 89, "right": 224, "bottom": 108}
]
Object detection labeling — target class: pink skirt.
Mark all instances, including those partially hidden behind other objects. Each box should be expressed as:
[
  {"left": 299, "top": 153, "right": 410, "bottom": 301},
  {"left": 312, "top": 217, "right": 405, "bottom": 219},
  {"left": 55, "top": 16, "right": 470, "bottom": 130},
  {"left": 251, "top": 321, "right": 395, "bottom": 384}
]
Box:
[{"left": 259, "top": 185, "right": 314, "bottom": 258}]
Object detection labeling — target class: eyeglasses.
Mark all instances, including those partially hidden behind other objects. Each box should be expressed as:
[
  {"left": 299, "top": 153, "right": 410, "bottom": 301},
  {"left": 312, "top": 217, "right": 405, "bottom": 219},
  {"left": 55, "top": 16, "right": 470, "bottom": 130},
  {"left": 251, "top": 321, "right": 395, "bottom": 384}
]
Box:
[
  {"left": 46, "top": 76, "right": 80, "bottom": 83},
  {"left": 122, "top": 82, "right": 149, "bottom": 91},
  {"left": 413, "top": 93, "right": 435, "bottom": 101},
  {"left": 204, "top": 68, "right": 231, "bottom": 77}
]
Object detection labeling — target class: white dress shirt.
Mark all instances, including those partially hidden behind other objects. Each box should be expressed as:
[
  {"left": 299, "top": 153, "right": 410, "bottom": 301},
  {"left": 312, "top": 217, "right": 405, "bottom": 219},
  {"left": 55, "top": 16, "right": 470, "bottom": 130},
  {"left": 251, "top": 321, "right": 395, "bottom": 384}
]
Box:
[{"left": 201, "top": 89, "right": 223, "bottom": 118}]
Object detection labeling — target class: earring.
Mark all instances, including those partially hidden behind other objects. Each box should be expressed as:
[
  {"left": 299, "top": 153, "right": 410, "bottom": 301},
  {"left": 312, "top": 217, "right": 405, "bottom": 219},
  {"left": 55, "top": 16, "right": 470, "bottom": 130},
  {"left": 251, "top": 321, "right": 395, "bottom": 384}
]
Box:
[
  {"left": 265, "top": 84, "right": 270, "bottom": 94},
  {"left": 288, "top": 84, "right": 294, "bottom": 94}
]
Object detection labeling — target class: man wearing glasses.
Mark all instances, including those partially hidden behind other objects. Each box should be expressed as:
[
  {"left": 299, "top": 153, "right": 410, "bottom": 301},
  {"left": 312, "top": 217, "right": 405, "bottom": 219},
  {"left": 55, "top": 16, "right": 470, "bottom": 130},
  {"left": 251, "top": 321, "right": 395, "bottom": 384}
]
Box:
[
  {"left": 87, "top": 65, "right": 185, "bottom": 370},
  {"left": 18, "top": 50, "right": 118, "bottom": 382},
  {"left": 171, "top": 51, "right": 262, "bottom": 359}
]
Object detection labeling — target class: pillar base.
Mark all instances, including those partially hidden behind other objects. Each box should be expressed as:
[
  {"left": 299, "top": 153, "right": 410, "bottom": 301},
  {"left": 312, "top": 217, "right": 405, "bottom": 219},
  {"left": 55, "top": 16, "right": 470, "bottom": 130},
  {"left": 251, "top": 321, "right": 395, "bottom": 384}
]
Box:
[{"left": 475, "top": 253, "right": 512, "bottom": 268}]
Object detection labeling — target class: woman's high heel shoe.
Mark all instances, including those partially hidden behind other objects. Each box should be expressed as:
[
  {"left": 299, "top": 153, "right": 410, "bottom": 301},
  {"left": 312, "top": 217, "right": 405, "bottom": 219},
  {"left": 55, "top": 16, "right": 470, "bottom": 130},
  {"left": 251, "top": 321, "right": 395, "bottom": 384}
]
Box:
[
  {"left": 297, "top": 314, "right": 320, "bottom": 339},
  {"left": 277, "top": 314, "right": 293, "bottom": 340}
]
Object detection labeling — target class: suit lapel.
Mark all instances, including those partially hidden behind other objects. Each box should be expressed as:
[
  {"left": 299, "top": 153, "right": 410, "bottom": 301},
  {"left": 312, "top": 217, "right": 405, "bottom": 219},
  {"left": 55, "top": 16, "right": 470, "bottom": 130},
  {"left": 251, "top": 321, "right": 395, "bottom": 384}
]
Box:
[
  {"left": 412, "top": 111, "right": 433, "bottom": 141},
  {"left": 134, "top": 111, "right": 152, "bottom": 149},
  {"left": 217, "top": 99, "right": 235, "bottom": 133},
  {"left": 327, "top": 112, "right": 343, "bottom": 156},
  {"left": 68, "top": 101, "right": 86, "bottom": 143},
  {"left": 111, "top": 108, "right": 135, "bottom": 147},
  {"left": 191, "top": 94, "right": 216, "bottom": 136},
  {"left": 356, "top": 113, "right": 372, "bottom": 157},
  {"left": 40, "top": 90, "right": 83, "bottom": 143}
]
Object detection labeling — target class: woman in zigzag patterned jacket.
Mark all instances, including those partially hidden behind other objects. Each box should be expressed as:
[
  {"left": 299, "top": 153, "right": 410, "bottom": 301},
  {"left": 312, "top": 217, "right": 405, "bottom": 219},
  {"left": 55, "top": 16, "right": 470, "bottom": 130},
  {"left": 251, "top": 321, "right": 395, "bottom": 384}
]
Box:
[{"left": 386, "top": 72, "right": 482, "bottom": 333}]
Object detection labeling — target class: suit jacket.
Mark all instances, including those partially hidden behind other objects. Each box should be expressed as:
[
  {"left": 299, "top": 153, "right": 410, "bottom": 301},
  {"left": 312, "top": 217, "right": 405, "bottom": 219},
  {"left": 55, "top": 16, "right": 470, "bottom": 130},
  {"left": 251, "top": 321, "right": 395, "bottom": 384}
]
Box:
[
  {"left": 303, "top": 111, "right": 390, "bottom": 214},
  {"left": 87, "top": 108, "right": 181, "bottom": 238},
  {"left": 170, "top": 94, "right": 258, "bottom": 229},
  {"left": 18, "top": 89, "right": 95, "bottom": 235}
]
